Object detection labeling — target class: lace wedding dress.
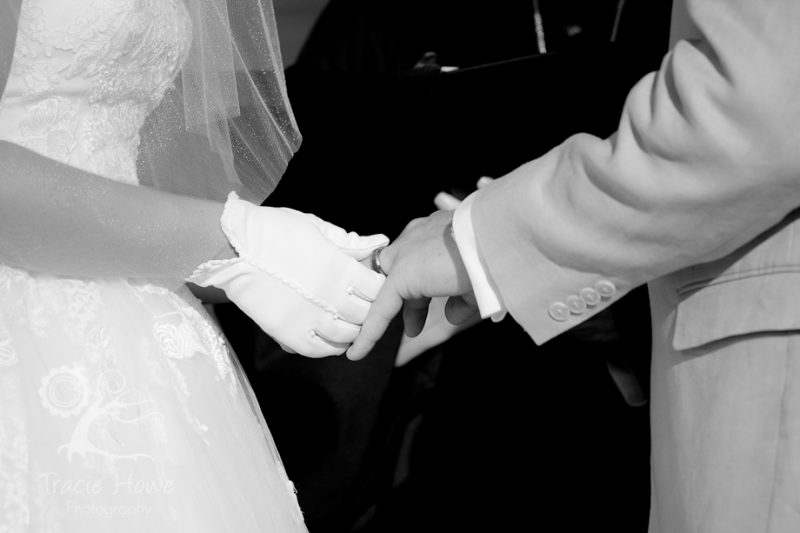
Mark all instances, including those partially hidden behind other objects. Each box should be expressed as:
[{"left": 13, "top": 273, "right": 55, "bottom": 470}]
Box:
[{"left": 0, "top": 1, "right": 307, "bottom": 531}]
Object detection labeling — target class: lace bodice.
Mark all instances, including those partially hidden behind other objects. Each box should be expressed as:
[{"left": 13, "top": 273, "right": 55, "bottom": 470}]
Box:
[{"left": 0, "top": 0, "right": 193, "bottom": 184}]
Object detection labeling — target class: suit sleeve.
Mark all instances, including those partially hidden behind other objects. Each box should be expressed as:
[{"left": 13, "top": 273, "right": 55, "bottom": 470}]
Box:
[{"left": 470, "top": 0, "right": 800, "bottom": 344}]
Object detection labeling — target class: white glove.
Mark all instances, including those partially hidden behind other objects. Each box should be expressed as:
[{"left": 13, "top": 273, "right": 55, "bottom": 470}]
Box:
[{"left": 188, "top": 192, "right": 388, "bottom": 357}]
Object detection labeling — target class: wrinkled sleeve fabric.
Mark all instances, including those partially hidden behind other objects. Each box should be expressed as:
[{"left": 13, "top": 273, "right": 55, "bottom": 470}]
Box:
[{"left": 468, "top": 0, "right": 800, "bottom": 344}]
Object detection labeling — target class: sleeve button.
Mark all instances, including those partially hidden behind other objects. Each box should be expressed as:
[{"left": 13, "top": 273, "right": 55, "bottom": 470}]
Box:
[
  {"left": 594, "top": 280, "right": 617, "bottom": 298},
  {"left": 579, "top": 287, "right": 600, "bottom": 306},
  {"left": 565, "top": 295, "right": 587, "bottom": 314},
  {"left": 548, "top": 302, "right": 570, "bottom": 322}
]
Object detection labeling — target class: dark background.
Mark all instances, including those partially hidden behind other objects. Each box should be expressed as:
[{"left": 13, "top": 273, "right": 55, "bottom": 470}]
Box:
[{"left": 219, "top": 1, "right": 673, "bottom": 531}]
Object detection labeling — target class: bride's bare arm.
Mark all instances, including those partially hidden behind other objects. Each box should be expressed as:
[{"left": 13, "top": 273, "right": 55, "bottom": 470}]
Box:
[
  {"left": 0, "top": 1, "right": 17, "bottom": 97},
  {"left": 0, "top": 140, "right": 235, "bottom": 280}
]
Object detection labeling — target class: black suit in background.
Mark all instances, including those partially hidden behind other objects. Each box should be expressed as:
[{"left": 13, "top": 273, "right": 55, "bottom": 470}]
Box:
[{"left": 217, "top": 1, "right": 672, "bottom": 531}]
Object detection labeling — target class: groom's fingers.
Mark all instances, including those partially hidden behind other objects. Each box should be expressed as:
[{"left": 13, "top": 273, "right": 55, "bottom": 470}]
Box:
[
  {"left": 402, "top": 297, "right": 431, "bottom": 337},
  {"left": 346, "top": 282, "right": 404, "bottom": 361},
  {"left": 477, "top": 176, "right": 494, "bottom": 189},
  {"left": 444, "top": 294, "right": 480, "bottom": 325},
  {"left": 433, "top": 191, "right": 461, "bottom": 211}
]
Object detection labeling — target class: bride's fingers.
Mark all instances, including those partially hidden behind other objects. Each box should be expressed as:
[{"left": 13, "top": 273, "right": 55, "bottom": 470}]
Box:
[
  {"left": 346, "top": 282, "right": 404, "bottom": 361},
  {"left": 402, "top": 297, "right": 431, "bottom": 337},
  {"left": 315, "top": 317, "right": 361, "bottom": 345},
  {"left": 339, "top": 295, "right": 370, "bottom": 326},
  {"left": 305, "top": 336, "right": 350, "bottom": 358},
  {"left": 350, "top": 267, "right": 386, "bottom": 303}
]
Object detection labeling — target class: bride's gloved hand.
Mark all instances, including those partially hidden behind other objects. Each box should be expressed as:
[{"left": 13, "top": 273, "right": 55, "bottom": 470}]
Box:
[{"left": 188, "top": 192, "right": 388, "bottom": 357}]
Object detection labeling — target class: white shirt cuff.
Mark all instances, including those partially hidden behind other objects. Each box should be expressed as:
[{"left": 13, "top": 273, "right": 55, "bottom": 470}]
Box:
[{"left": 452, "top": 192, "right": 507, "bottom": 321}]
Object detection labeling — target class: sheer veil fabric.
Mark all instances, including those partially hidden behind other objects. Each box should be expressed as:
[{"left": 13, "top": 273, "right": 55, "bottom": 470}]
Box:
[
  {"left": 137, "top": 0, "right": 302, "bottom": 202},
  {"left": 0, "top": 0, "right": 301, "bottom": 203}
]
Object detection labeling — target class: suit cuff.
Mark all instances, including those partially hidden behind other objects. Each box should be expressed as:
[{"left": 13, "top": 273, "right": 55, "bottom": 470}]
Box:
[
  {"left": 471, "top": 162, "right": 630, "bottom": 345},
  {"left": 452, "top": 192, "right": 507, "bottom": 321}
]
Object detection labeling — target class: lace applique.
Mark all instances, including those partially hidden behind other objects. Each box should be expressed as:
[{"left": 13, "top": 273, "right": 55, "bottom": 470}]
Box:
[
  {"left": 0, "top": 323, "right": 19, "bottom": 368},
  {"left": 129, "top": 282, "right": 236, "bottom": 438},
  {"left": 83, "top": 102, "right": 143, "bottom": 184},
  {"left": 0, "top": 0, "right": 193, "bottom": 185},
  {"left": 62, "top": 280, "right": 102, "bottom": 342},
  {"left": 0, "top": 265, "right": 29, "bottom": 292},
  {"left": 0, "top": 338, "right": 18, "bottom": 368},
  {"left": 0, "top": 268, "right": 32, "bottom": 363},
  {"left": 0, "top": 374, "right": 31, "bottom": 531},
  {"left": 24, "top": 277, "right": 66, "bottom": 337},
  {"left": 21, "top": 276, "right": 100, "bottom": 343},
  {"left": 135, "top": 283, "right": 235, "bottom": 389},
  {"left": 16, "top": 96, "right": 77, "bottom": 160},
  {"left": 8, "top": 0, "right": 192, "bottom": 105}
]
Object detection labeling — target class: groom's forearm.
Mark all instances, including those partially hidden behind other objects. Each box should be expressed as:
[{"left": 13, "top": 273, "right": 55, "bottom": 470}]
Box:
[{"left": 469, "top": 0, "right": 800, "bottom": 344}]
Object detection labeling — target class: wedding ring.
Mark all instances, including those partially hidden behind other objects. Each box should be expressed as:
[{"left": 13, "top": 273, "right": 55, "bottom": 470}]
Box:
[{"left": 370, "top": 246, "right": 388, "bottom": 276}]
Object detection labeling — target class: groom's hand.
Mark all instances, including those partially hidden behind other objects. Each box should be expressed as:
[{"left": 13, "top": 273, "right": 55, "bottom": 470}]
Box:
[{"left": 346, "top": 209, "right": 478, "bottom": 360}]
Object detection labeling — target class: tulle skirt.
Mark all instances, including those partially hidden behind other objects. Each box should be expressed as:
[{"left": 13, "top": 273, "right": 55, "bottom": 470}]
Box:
[{"left": 0, "top": 265, "right": 308, "bottom": 532}]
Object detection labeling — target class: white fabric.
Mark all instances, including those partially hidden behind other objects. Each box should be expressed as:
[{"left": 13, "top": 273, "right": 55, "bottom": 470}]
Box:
[
  {"left": 0, "top": 1, "right": 308, "bottom": 530},
  {"left": 189, "top": 192, "right": 387, "bottom": 357},
  {"left": 0, "top": 275, "right": 308, "bottom": 532},
  {"left": 451, "top": 192, "right": 506, "bottom": 321}
]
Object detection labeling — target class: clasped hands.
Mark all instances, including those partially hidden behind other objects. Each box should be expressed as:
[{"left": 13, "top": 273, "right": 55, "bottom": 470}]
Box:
[
  {"left": 190, "top": 190, "right": 480, "bottom": 359},
  {"left": 343, "top": 180, "right": 495, "bottom": 360},
  {"left": 347, "top": 208, "right": 479, "bottom": 360},
  {"left": 193, "top": 185, "right": 644, "bottom": 408},
  {"left": 189, "top": 192, "right": 389, "bottom": 357}
]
